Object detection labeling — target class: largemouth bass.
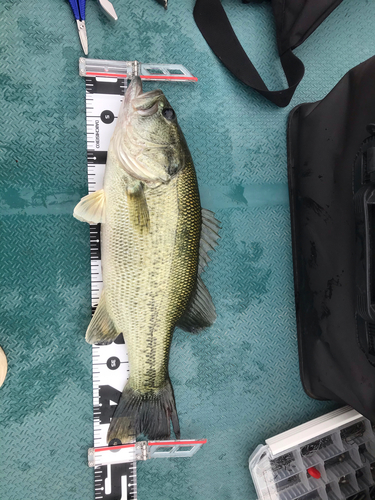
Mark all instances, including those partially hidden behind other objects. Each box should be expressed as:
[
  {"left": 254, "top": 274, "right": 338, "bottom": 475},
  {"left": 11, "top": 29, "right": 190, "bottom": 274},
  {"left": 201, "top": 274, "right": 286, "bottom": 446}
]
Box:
[{"left": 74, "top": 77, "right": 219, "bottom": 444}]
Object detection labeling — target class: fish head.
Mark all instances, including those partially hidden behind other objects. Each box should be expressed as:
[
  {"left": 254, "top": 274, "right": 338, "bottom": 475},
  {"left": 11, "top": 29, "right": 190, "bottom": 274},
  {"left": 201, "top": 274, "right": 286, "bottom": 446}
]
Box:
[{"left": 113, "top": 76, "right": 188, "bottom": 187}]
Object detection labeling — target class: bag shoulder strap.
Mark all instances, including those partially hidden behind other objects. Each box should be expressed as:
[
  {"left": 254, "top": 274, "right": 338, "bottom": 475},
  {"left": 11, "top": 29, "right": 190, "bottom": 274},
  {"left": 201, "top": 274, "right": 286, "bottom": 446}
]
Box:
[{"left": 193, "top": 0, "right": 305, "bottom": 107}]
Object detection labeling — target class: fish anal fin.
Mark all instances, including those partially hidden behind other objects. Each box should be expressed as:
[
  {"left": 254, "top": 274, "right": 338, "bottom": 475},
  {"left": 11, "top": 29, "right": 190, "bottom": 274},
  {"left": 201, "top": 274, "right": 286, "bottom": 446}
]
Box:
[
  {"left": 199, "top": 208, "right": 220, "bottom": 274},
  {"left": 127, "top": 182, "right": 150, "bottom": 234},
  {"left": 74, "top": 189, "right": 106, "bottom": 224},
  {"left": 177, "top": 276, "right": 216, "bottom": 334},
  {"left": 86, "top": 290, "right": 119, "bottom": 345}
]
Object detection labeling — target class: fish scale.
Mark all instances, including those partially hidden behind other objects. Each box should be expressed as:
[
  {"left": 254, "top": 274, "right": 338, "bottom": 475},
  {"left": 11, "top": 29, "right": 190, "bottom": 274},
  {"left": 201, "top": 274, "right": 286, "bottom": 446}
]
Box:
[
  {"left": 103, "top": 165, "right": 201, "bottom": 392},
  {"left": 80, "top": 58, "right": 209, "bottom": 500}
]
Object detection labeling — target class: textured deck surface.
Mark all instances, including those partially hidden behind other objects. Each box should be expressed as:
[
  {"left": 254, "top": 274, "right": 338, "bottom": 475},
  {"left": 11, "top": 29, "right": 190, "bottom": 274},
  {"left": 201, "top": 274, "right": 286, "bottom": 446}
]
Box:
[{"left": 0, "top": 0, "right": 373, "bottom": 498}]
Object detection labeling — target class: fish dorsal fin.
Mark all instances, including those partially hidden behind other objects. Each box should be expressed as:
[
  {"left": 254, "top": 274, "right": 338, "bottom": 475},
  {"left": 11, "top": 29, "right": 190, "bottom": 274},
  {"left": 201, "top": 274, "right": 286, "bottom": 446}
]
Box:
[
  {"left": 199, "top": 208, "right": 220, "bottom": 274},
  {"left": 176, "top": 276, "right": 217, "bottom": 333},
  {"left": 86, "top": 290, "right": 119, "bottom": 345},
  {"left": 73, "top": 189, "right": 106, "bottom": 224}
]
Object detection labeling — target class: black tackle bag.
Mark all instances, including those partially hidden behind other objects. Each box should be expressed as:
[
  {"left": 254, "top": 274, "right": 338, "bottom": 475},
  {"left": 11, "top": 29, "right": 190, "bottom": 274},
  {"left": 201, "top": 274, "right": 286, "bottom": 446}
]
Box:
[
  {"left": 194, "top": 0, "right": 343, "bottom": 107},
  {"left": 288, "top": 56, "right": 375, "bottom": 421}
]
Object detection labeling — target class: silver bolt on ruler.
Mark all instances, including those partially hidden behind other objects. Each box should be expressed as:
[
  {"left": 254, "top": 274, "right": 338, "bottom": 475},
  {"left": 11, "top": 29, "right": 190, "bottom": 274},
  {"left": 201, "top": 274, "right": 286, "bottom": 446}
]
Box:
[{"left": 80, "top": 58, "right": 205, "bottom": 500}]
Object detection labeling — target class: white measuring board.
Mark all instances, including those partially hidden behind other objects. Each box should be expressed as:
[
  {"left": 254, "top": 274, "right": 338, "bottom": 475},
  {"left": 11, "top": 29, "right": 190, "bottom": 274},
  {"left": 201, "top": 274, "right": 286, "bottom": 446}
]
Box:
[
  {"left": 81, "top": 58, "right": 204, "bottom": 500},
  {"left": 85, "top": 74, "right": 137, "bottom": 500}
]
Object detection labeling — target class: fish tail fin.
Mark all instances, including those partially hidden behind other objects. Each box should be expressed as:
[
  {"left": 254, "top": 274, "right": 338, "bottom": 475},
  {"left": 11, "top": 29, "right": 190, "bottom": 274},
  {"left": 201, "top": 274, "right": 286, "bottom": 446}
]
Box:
[{"left": 107, "top": 378, "right": 180, "bottom": 444}]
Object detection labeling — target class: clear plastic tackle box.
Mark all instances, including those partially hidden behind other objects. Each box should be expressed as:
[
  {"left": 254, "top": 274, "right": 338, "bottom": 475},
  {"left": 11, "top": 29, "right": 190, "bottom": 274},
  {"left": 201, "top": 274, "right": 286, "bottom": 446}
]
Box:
[{"left": 249, "top": 407, "right": 375, "bottom": 500}]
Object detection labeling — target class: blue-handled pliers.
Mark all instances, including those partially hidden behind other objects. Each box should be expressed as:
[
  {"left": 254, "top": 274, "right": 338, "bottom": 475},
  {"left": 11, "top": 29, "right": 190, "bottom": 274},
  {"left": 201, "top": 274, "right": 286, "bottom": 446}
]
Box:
[{"left": 67, "top": 0, "right": 118, "bottom": 55}]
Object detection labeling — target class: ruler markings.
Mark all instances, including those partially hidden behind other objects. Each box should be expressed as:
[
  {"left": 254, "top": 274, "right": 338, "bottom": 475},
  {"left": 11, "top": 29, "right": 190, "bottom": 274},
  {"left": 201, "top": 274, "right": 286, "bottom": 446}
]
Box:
[{"left": 84, "top": 76, "right": 136, "bottom": 500}]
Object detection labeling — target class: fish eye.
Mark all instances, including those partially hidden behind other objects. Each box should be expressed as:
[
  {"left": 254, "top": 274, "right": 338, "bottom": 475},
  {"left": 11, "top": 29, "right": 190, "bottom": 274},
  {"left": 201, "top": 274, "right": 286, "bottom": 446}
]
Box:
[{"left": 162, "top": 108, "right": 176, "bottom": 121}]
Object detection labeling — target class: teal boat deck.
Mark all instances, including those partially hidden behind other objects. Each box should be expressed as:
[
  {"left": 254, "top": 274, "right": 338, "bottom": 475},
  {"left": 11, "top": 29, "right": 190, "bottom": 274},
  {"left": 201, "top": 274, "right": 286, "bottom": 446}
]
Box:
[{"left": 0, "top": 0, "right": 372, "bottom": 498}]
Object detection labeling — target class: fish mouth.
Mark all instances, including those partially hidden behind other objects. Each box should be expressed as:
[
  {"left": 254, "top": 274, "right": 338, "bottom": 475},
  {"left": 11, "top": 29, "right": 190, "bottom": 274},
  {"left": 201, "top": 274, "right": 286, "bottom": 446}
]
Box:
[
  {"left": 127, "top": 76, "right": 143, "bottom": 100},
  {"left": 123, "top": 76, "right": 143, "bottom": 111},
  {"left": 127, "top": 77, "right": 163, "bottom": 116}
]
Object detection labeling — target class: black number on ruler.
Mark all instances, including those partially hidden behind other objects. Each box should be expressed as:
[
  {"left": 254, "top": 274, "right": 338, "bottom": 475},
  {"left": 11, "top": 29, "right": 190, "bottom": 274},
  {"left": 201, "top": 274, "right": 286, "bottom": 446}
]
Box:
[
  {"left": 96, "top": 385, "right": 122, "bottom": 424},
  {"left": 95, "top": 463, "right": 136, "bottom": 500},
  {"left": 101, "top": 110, "right": 115, "bottom": 124},
  {"left": 107, "top": 357, "right": 121, "bottom": 370}
]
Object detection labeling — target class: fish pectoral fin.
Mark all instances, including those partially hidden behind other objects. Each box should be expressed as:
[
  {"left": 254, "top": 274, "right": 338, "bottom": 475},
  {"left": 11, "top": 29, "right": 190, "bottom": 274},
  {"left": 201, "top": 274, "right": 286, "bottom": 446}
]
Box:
[
  {"left": 86, "top": 290, "right": 119, "bottom": 345},
  {"left": 73, "top": 189, "right": 106, "bottom": 224},
  {"left": 126, "top": 182, "right": 150, "bottom": 233},
  {"left": 198, "top": 208, "right": 221, "bottom": 274},
  {"left": 176, "top": 276, "right": 217, "bottom": 334}
]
